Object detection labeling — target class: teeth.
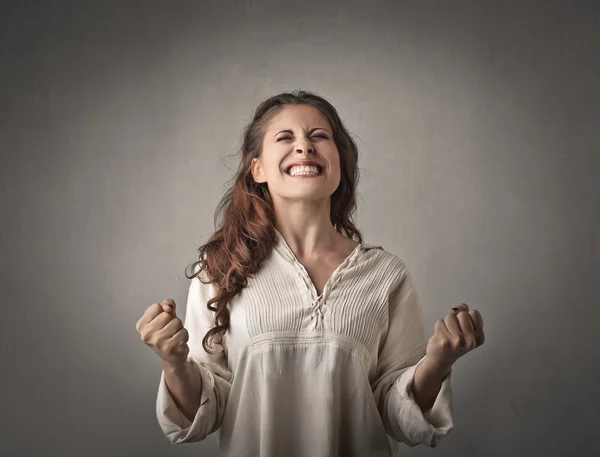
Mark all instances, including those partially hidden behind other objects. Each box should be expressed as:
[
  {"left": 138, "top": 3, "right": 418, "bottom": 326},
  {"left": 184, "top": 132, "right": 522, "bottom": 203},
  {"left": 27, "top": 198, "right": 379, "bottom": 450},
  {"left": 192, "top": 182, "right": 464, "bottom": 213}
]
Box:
[{"left": 288, "top": 165, "right": 320, "bottom": 176}]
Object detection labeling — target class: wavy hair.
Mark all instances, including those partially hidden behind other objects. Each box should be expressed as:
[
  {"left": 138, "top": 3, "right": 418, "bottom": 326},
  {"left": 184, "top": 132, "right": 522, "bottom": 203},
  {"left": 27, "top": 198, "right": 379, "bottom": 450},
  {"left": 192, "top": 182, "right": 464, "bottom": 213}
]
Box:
[{"left": 185, "top": 90, "right": 364, "bottom": 354}]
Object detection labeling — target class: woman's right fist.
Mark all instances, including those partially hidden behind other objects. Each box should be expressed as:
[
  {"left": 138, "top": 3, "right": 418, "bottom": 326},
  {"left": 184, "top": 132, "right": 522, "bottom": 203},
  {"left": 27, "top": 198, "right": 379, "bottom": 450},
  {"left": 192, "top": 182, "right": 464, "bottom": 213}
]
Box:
[{"left": 135, "top": 299, "right": 189, "bottom": 366}]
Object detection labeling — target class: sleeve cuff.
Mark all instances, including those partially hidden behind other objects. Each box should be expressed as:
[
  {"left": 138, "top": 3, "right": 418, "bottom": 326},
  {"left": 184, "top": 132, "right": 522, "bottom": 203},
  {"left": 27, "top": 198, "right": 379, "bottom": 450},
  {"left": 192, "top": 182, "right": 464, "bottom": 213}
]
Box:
[
  {"left": 387, "top": 355, "right": 455, "bottom": 447},
  {"left": 155, "top": 359, "right": 218, "bottom": 444}
]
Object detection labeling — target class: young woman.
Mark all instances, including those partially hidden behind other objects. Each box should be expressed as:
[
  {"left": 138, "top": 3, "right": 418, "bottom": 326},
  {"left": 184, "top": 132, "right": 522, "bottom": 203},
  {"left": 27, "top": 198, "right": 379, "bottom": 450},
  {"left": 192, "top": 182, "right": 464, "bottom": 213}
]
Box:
[{"left": 136, "top": 90, "right": 485, "bottom": 457}]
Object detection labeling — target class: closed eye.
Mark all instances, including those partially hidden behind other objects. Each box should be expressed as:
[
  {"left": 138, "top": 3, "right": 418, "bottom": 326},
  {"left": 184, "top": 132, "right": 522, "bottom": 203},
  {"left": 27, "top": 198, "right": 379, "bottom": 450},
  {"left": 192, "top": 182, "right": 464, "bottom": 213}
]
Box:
[{"left": 276, "top": 134, "right": 329, "bottom": 142}]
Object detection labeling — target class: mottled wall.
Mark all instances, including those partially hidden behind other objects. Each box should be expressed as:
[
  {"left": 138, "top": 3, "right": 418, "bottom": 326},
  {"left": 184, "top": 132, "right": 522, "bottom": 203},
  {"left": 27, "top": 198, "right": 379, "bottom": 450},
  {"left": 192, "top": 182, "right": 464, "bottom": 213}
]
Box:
[{"left": 2, "top": 1, "right": 598, "bottom": 456}]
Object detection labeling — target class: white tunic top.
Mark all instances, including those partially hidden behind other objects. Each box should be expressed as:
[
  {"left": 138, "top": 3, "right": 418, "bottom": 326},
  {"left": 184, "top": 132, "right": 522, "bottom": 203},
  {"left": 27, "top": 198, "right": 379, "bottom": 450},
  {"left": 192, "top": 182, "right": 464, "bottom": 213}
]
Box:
[{"left": 156, "top": 229, "right": 454, "bottom": 456}]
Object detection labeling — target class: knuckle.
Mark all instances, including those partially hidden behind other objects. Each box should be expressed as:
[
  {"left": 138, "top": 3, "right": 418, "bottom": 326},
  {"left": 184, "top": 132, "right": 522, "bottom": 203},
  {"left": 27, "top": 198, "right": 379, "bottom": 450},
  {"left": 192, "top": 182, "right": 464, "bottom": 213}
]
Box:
[{"left": 440, "top": 338, "right": 452, "bottom": 349}]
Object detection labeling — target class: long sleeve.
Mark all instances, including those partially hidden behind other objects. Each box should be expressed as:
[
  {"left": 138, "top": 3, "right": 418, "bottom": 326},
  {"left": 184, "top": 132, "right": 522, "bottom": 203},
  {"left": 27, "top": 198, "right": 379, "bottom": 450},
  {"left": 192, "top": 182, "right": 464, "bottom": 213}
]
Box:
[
  {"left": 370, "top": 261, "right": 454, "bottom": 449},
  {"left": 155, "top": 266, "right": 233, "bottom": 444}
]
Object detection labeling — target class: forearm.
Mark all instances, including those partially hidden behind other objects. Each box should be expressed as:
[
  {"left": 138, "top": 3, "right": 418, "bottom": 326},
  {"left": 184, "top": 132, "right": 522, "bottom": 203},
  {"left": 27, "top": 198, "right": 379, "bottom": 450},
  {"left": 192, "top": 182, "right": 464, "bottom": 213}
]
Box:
[
  {"left": 410, "top": 356, "right": 452, "bottom": 413},
  {"left": 162, "top": 359, "right": 203, "bottom": 422}
]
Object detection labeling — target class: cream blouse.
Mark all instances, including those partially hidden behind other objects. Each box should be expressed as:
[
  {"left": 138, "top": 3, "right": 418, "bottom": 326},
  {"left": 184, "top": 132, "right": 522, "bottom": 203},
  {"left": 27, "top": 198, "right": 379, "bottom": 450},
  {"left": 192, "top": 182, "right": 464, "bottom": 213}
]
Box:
[{"left": 156, "top": 229, "right": 454, "bottom": 456}]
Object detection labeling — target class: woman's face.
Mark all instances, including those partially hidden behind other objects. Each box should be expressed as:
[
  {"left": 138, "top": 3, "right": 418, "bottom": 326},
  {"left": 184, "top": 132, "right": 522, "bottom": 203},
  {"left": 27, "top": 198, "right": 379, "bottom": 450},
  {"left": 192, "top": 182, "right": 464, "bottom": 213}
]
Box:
[{"left": 251, "top": 104, "right": 341, "bottom": 203}]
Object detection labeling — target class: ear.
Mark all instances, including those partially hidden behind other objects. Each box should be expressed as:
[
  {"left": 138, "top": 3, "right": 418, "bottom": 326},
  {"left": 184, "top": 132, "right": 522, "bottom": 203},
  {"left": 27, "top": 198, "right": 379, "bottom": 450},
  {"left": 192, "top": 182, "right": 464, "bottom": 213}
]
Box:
[{"left": 251, "top": 157, "right": 267, "bottom": 184}]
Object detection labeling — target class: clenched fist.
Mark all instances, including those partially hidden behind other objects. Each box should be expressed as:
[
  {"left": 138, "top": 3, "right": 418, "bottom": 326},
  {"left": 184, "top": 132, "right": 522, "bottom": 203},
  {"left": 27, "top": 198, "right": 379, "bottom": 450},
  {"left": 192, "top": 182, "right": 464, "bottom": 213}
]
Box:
[
  {"left": 426, "top": 303, "right": 485, "bottom": 369},
  {"left": 135, "top": 298, "right": 189, "bottom": 366}
]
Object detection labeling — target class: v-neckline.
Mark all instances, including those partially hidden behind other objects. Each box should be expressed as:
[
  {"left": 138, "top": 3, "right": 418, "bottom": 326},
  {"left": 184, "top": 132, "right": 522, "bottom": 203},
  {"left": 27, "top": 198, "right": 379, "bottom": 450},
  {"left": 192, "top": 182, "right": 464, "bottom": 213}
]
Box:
[{"left": 273, "top": 228, "right": 363, "bottom": 301}]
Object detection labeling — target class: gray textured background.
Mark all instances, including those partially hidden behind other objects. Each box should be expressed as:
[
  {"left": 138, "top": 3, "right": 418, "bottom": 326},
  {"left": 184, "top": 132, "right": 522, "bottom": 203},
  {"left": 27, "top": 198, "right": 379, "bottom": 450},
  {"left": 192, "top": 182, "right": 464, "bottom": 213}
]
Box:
[{"left": 2, "top": 1, "right": 599, "bottom": 456}]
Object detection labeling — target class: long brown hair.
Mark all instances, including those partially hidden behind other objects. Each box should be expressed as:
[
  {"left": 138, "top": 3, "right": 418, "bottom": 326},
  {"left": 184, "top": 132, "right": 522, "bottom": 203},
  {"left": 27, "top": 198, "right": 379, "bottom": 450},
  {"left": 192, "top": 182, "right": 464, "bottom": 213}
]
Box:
[{"left": 185, "top": 90, "right": 364, "bottom": 354}]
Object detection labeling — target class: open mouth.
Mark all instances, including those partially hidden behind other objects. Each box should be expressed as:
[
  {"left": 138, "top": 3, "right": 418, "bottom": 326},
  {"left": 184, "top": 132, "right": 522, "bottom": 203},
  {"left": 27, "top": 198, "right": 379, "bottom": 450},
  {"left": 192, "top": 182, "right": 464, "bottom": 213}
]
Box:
[{"left": 284, "top": 165, "right": 323, "bottom": 176}]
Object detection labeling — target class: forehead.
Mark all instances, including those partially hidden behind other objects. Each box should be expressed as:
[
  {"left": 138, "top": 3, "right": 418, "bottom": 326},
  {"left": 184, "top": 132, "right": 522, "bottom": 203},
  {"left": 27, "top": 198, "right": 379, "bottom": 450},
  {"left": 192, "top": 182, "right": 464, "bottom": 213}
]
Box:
[{"left": 266, "top": 104, "right": 331, "bottom": 131}]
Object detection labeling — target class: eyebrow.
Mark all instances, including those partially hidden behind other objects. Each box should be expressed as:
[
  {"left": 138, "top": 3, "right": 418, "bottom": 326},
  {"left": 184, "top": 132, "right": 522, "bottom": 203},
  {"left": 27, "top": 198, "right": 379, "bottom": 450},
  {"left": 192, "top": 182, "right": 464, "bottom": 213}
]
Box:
[{"left": 273, "top": 127, "right": 330, "bottom": 138}]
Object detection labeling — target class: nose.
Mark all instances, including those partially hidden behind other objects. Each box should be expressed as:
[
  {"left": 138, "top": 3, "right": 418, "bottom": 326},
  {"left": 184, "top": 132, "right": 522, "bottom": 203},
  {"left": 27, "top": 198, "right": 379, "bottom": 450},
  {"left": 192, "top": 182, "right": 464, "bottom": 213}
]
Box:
[{"left": 295, "top": 139, "right": 314, "bottom": 154}]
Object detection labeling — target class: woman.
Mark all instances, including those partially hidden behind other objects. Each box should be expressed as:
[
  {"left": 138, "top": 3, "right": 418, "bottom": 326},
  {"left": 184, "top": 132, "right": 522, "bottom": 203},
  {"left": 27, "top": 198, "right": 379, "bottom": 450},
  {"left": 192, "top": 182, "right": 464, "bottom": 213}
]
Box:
[{"left": 136, "top": 90, "right": 485, "bottom": 457}]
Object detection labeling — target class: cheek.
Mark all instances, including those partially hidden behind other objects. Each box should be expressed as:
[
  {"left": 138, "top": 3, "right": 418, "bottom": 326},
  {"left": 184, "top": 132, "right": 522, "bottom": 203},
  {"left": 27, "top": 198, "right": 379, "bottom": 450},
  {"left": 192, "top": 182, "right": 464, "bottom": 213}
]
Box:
[
  {"left": 260, "top": 157, "right": 284, "bottom": 177},
  {"left": 329, "top": 153, "right": 342, "bottom": 173}
]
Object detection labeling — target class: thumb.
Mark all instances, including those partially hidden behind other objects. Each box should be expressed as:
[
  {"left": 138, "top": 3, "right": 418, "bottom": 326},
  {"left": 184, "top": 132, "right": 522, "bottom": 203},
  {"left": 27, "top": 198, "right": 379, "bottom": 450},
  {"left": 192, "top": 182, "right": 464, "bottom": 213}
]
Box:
[{"left": 162, "top": 298, "right": 177, "bottom": 317}]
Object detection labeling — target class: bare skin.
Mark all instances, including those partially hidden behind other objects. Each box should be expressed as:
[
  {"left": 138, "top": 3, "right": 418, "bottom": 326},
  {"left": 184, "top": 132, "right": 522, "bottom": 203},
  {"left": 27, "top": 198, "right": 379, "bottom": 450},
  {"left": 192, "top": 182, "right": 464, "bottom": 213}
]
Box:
[
  {"left": 294, "top": 233, "right": 359, "bottom": 296},
  {"left": 136, "top": 299, "right": 202, "bottom": 422}
]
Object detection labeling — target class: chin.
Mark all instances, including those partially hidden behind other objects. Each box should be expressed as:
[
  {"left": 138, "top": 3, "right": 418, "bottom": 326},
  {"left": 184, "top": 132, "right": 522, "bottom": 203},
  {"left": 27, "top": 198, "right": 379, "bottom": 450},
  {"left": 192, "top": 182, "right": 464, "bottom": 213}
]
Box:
[{"left": 284, "top": 190, "right": 336, "bottom": 201}]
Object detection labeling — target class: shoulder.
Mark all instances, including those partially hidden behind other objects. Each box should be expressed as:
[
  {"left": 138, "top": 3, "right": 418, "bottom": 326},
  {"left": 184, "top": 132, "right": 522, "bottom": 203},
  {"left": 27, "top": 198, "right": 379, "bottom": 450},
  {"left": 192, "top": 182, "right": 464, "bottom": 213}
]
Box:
[
  {"left": 188, "top": 261, "right": 218, "bottom": 300},
  {"left": 362, "top": 242, "right": 410, "bottom": 279},
  {"left": 353, "top": 243, "right": 416, "bottom": 300}
]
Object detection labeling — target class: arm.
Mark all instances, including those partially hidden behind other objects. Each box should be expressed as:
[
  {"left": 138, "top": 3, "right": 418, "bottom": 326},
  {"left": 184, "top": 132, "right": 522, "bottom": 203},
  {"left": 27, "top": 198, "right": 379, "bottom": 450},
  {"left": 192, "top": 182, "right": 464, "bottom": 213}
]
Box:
[
  {"left": 162, "top": 358, "right": 203, "bottom": 423},
  {"left": 371, "top": 261, "right": 454, "bottom": 448},
  {"left": 156, "top": 266, "right": 233, "bottom": 444},
  {"left": 411, "top": 356, "right": 452, "bottom": 414}
]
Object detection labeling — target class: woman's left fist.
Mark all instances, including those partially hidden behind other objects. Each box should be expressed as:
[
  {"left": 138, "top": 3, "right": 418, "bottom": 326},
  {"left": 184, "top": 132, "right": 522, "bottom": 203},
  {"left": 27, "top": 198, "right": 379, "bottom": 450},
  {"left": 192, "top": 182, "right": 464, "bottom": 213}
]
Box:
[{"left": 425, "top": 303, "right": 485, "bottom": 369}]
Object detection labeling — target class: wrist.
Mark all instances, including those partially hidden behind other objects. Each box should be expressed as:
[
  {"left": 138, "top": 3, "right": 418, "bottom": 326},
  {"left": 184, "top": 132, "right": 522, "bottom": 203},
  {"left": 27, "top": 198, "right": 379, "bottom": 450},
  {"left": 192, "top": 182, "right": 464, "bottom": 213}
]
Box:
[
  {"left": 423, "top": 355, "right": 453, "bottom": 377},
  {"left": 162, "top": 359, "right": 189, "bottom": 373}
]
